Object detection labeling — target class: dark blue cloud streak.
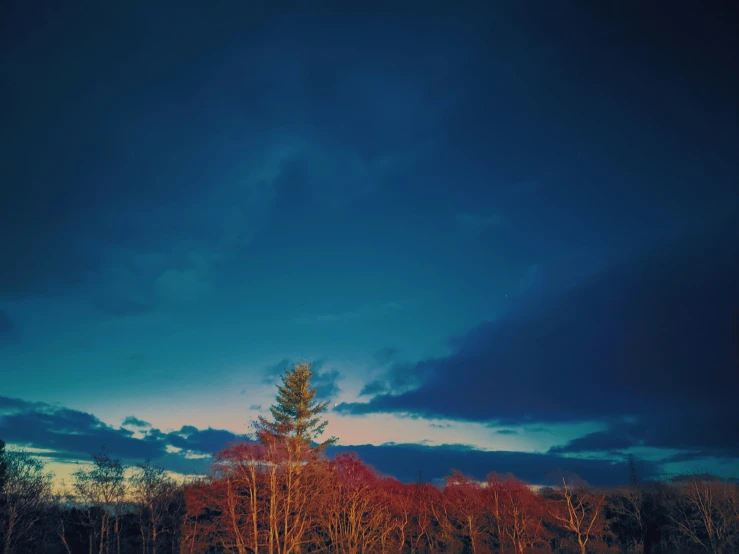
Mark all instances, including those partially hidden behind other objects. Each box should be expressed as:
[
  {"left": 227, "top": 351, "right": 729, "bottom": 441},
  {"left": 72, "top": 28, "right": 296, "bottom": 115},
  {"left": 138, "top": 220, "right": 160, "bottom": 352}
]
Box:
[
  {"left": 2, "top": 395, "right": 661, "bottom": 485},
  {"left": 339, "top": 221, "right": 739, "bottom": 459}
]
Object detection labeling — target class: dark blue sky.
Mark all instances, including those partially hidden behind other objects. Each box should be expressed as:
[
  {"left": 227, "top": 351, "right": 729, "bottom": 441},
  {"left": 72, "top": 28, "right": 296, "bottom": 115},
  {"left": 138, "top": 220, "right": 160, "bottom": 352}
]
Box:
[{"left": 1, "top": 1, "right": 737, "bottom": 486}]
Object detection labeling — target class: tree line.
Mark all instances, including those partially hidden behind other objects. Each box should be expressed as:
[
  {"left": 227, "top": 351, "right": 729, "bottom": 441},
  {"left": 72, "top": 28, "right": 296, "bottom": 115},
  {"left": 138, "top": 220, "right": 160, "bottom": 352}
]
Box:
[{"left": 1, "top": 362, "right": 737, "bottom": 553}]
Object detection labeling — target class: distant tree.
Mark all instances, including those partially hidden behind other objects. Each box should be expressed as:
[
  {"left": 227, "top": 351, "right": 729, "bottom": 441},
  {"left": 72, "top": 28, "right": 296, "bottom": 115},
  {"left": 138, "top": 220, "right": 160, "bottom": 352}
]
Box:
[
  {"left": 670, "top": 475, "right": 739, "bottom": 554},
  {"left": 73, "top": 447, "right": 128, "bottom": 554},
  {"left": 130, "top": 461, "right": 177, "bottom": 554},
  {"left": 0, "top": 450, "right": 53, "bottom": 554},
  {"left": 50, "top": 483, "right": 75, "bottom": 554},
  {"left": 256, "top": 361, "right": 337, "bottom": 451},
  {"left": 609, "top": 484, "right": 647, "bottom": 552}
]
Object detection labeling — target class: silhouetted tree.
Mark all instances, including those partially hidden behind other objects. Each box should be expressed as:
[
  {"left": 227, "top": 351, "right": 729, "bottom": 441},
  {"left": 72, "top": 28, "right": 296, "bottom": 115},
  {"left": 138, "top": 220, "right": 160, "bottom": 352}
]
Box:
[
  {"left": 130, "top": 461, "right": 178, "bottom": 554},
  {"left": 73, "top": 447, "right": 128, "bottom": 554},
  {"left": 669, "top": 475, "right": 739, "bottom": 554},
  {"left": 0, "top": 440, "right": 7, "bottom": 493},
  {"left": 0, "top": 450, "right": 53, "bottom": 554}
]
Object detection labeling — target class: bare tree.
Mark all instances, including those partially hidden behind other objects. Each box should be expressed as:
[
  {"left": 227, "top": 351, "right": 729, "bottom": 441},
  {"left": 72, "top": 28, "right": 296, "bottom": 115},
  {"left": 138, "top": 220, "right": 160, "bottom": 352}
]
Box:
[
  {"left": 671, "top": 476, "right": 739, "bottom": 554},
  {"left": 130, "top": 461, "right": 177, "bottom": 554},
  {"left": 0, "top": 450, "right": 53, "bottom": 554},
  {"left": 51, "top": 482, "right": 75, "bottom": 554},
  {"left": 73, "top": 448, "right": 128, "bottom": 554},
  {"left": 549, "top": 478, "right": 607, "bottom": 554}
]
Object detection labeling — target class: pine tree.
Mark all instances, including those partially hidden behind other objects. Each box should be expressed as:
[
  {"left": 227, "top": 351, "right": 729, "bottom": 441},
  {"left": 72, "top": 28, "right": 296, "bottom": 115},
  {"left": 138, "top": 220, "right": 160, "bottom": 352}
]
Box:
[{"left": 256, "top": 361, "right": 337, "bottom": 451}]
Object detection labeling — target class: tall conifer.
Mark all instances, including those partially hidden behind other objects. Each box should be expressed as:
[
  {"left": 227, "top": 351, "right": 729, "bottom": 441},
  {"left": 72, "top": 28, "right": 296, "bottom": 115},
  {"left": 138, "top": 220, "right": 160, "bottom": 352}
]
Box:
[{"left": 257, "top": 361, "right": 337, "bottom": 450}]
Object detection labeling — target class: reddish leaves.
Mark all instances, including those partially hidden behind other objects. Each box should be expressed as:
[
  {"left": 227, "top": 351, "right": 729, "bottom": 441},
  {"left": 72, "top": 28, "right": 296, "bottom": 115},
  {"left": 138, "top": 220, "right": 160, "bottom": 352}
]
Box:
[{"left": 183, "top": 450, "right": 616, "bottom": 553}]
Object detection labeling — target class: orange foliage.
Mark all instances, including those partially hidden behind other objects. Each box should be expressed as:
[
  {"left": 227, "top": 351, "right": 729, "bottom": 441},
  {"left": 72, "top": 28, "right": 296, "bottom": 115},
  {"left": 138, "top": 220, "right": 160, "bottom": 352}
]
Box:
[{"left": 183, "top": 446, "right": 604, "bottom": 553}]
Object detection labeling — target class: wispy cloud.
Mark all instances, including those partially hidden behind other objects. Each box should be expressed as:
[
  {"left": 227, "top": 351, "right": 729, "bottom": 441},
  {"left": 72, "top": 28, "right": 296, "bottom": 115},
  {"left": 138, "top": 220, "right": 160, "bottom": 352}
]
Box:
[
  {"left": 456, "top": 212, "right": 505, "bottom": 236},
  {"left": 292, "top": 311, "right": 362, "bottom": 325},
  {"left": 0, "top": 310, "right": 17, "bottom": 342},
  {"left": 293, "top": 302, "right": 402, "bottom": 325},
  {"left": 372, "top": 346, "right": 399, "bottom": 366},
  {"left": 261, "top": 358, "right": 295, "bottom": 384},
  {"left": 313, "top": 368, "right": 343, "bottom": 401}
]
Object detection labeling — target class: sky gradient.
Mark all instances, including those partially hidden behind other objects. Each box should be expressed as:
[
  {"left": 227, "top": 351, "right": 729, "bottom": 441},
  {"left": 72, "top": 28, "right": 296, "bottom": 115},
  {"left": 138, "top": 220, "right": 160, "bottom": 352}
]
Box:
[{"left": 1, "top": 1, "right": 737, "bottom": 487}]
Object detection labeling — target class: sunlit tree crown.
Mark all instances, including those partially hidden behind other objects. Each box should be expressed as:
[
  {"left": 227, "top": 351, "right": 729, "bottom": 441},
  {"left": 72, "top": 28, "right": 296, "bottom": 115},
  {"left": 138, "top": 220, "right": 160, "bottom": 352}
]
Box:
[{"left": 257, "top": 361, "right": 337, "bottom": 450}]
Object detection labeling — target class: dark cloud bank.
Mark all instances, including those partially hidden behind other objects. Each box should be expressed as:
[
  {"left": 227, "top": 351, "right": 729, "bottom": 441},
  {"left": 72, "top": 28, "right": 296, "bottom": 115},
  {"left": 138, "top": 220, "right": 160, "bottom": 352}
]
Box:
[
  {"left": 0, "top": 396, "right": 234, "bottom": 476},
  {"left": 339, "top": 222, "right": 739, "bottom": 464},
  {"left": 1, "top": 395, "right": 652, "bottom": 486}
]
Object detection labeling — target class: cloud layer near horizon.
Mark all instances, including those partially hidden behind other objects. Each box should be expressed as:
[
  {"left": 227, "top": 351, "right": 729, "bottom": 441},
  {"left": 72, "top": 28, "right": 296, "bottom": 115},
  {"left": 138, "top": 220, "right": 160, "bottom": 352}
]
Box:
[{"left": 1, "top": 395, "right": 658, "bottom": 486}]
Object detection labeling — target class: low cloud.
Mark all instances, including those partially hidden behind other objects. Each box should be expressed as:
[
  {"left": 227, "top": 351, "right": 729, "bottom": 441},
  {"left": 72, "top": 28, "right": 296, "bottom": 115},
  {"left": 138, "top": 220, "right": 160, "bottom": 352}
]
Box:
[
  {"left": 359, "top": 379, "right": 389, "bottom": 397},
  {"left": 355, "top": 359, "right": 436, "bottom": 399},
  {"left": 0, "top": 396, "right": 240, "bottom": 475},
  {"left": 0, "top": 395, "right": 712, "bottom": 486},
  {"left": 0, "top": 396, "right": 164, "bottom": 461},
  {"left": 165, "top": 426, "right": 242, "bottom": 454},
  {"left": 325, "top": 443, "right": 659, "bottom": 487}
]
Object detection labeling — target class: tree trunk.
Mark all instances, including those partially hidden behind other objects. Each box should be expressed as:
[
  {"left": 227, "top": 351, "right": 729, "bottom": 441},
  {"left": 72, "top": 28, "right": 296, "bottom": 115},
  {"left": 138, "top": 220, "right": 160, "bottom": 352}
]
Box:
[
  {"left": 252, "top": 484, "right": 259, "bottom": 554},
  {"left": 59, "top": 522, "right": 73, "bottom": 554},
  {"left": 4, "top": 508, "right": 15, "bottom": 554},
  {"left": 116, "top": 517, "right": 121, "bottom": 554},
  {"left": 99, "top": 515, "right": 106, "bottom": 554},
  {"left": 140, "top": 525, "right": 147, "bottom": 554},
  {"left": 4, "top": 526, "right": 12, "bottom": 554}
]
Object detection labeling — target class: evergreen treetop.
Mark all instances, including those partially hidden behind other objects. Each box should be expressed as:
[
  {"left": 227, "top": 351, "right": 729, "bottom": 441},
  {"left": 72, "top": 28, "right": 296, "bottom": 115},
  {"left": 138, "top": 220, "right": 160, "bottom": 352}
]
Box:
[{"left": 256, "top": 361, "right": 337, "bottom": 451}]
